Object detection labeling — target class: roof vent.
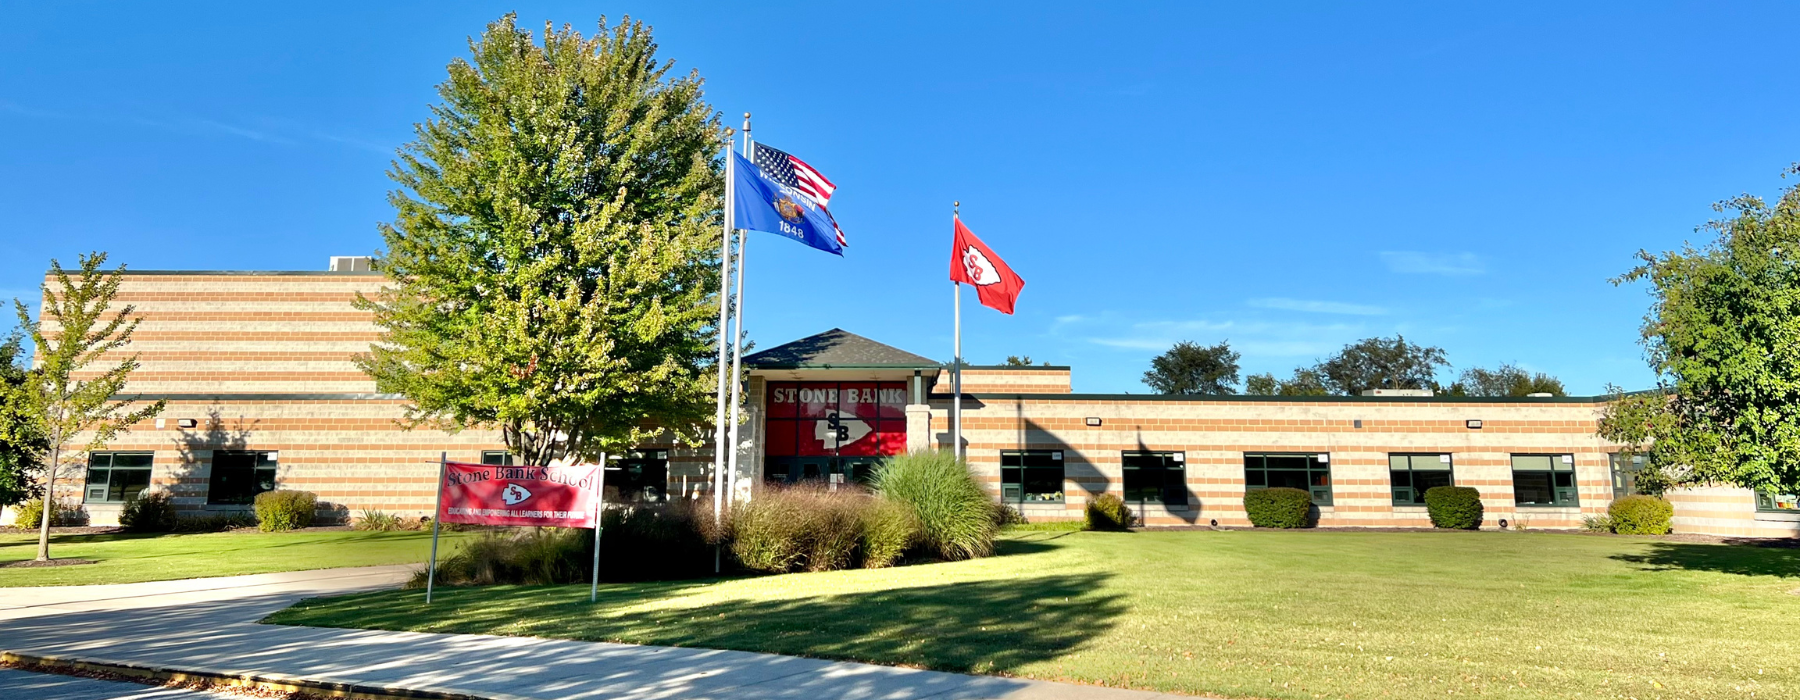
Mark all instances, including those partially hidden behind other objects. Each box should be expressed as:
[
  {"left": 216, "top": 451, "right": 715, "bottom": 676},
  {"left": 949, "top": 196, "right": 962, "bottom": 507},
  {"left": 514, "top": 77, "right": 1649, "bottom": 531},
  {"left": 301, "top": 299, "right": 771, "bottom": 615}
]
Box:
[
  {"left": 1361, "top": 388, "right": 1434, "bottom": 397},
  {"left": 329, "top": 256, "right": 372, "bottom": 272},
  {"left": 1525, "top": 392, "right": 1554, "bottom": 398}
]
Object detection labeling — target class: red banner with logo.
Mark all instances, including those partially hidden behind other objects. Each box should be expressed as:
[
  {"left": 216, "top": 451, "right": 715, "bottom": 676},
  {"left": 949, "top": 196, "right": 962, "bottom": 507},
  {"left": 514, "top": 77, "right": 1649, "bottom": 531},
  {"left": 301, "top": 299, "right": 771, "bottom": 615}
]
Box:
[{"left": 437, "top": 461, "right": 600, "bottom": 528}]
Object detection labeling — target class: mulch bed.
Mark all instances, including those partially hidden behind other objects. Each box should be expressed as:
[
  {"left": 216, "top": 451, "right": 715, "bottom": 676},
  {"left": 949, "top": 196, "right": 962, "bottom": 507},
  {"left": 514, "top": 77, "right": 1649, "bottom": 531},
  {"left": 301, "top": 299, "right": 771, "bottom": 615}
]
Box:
[{"left": 0, "top": 558, "right": 98, "bottom": 568}]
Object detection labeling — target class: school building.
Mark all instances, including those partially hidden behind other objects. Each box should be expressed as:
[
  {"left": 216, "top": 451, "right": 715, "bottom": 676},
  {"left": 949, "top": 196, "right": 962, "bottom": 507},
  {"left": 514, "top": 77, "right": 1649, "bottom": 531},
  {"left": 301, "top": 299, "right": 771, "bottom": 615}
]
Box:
[{"left": 14, "top": 259, "right": 1799, "bottom": 538}]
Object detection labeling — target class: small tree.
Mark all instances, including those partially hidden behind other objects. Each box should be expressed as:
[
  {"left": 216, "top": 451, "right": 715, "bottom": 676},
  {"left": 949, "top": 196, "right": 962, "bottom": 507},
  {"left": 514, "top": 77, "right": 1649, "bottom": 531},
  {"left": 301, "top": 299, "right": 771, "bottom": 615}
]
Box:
[
  {"left": 1143, "top": 340, "right": 1240, "bottom": 395},
  {"left": 1316, "top": 335, "right": 1448, "bottom": 395},
  {"left": 1599, "top": 167, "right": 1800, "bottom": 496},
  {"left": 357, "top": 15, "right": 722, "bottom": 465},
  {"left": 14, "top": 253, "right": 164, "bottom": 561},
  {"left": 0, "top": 333, "right": 48, "bottom": 507},
  {"left": 1448, "top": 363, "right": 1567, "bottom": 397}
]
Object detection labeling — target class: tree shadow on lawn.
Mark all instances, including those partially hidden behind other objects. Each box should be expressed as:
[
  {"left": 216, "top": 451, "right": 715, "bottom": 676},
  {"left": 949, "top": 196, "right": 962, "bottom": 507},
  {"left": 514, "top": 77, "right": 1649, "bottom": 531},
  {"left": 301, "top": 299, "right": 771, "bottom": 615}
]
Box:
[
  {"left": 1612, "top": 542, "right": 1800, "bottom": 578},
  {"left": 272, "top": 572, "right": 1125, "bottom": 675}
]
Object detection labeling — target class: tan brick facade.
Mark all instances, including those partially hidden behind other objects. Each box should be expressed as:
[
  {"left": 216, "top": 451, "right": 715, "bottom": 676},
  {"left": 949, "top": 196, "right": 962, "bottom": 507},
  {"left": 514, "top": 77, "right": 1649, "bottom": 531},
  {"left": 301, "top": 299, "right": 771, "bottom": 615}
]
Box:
[{"left": 13, "top": 269, "right": 1794, "bottom": 538}]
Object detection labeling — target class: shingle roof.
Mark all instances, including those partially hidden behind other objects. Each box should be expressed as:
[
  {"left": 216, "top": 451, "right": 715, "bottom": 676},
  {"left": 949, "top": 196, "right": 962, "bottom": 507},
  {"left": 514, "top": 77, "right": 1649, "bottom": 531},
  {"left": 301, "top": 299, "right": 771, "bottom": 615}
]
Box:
[{"left": 745, "top": 328, "right": 940, "bottom": 369}]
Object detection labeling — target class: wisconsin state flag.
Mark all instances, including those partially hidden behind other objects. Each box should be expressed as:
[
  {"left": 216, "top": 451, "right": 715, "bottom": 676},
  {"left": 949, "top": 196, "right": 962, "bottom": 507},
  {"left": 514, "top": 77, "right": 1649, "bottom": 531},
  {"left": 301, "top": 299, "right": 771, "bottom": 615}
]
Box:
[{"left": 950, "top": 218, "right": 1025, "bottom": 315}]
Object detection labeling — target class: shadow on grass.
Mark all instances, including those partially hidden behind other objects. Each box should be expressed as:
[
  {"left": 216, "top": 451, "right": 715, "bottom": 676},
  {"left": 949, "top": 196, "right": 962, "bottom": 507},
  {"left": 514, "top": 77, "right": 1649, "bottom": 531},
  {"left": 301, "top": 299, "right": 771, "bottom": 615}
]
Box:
[
  {"left": 1612, "top": 542, "right": 1800, "bottom": 578},
  {"left": 270, "top": 571, "right": 1123, "bottom": 674}
]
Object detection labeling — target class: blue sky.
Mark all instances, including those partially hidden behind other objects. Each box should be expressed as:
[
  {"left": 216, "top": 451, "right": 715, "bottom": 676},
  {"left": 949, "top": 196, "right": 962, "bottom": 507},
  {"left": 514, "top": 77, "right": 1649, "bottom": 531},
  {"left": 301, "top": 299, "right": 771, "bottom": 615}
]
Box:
[{"left": 3, "top": 2, "right": 1797, "bottom": 395}]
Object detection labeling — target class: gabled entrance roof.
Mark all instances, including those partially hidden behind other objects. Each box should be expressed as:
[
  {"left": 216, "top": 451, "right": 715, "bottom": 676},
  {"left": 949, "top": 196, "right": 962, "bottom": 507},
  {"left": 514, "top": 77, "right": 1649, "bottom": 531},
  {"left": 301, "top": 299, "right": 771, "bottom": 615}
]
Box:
[{"left": 745, "top": 328, "right": 940, "bottom": 370}]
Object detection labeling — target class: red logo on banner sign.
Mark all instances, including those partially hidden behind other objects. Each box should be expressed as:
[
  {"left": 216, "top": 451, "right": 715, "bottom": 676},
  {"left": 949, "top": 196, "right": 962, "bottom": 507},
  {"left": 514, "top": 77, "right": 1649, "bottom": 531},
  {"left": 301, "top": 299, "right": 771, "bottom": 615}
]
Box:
[{"left": 438, "top": 461, "right": 600, "bottom": 528}]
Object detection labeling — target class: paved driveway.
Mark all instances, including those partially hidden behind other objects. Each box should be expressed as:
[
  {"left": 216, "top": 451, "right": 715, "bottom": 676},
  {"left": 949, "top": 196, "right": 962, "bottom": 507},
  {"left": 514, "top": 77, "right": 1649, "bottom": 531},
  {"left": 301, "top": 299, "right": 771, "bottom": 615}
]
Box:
[{"left": 1, "top": 567, "right": 1184, "bottom": 700}]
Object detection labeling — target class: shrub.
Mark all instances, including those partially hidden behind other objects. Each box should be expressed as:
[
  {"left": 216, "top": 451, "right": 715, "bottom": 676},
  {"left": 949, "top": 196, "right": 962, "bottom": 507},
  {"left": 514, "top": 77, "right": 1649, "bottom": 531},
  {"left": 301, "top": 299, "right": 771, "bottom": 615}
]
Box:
[
  {"left": 1243, "top": 487, "right": 1312, "bottom": 528},
  {"left": 120, "top": 491, "right": 179, "bottom": 533},
  {"left": 254, "top": 490, "right": 317, "bottom": 532},
  {"left": 871, "top": 451, "right": 997, "bottom": 560},
  {"left": 1580, "top": 514, "right": 1614, "bottom": 532},
  {"left": 353, "top": 509, "right": 405, "bottom": 531},
  {"left": 1424, "top": 486, "right": 1484, "bottom": 530},
  {"left": 14, "top": 498, "right": 86, "bottom": 528},
  {"left": 173, "top": 513, "right": 257, "bottom": 532},
  {"left": 860, "top": 497, "right": 918, "bottom": 568},
  {"left": 1609, "top": 495, "right": 1674, "bottom": 535},
  {"left": 600, "top": 501, "right": 716, "bottom": 580},
  {"left": 992, "top": 504, "right": 1026, "bottom": 526},
  {"left": 728, "top": 485, "right": 873, "bottom": 573},
  {"left": 1085, "top": 493, "right": 1133, "bottom": 531}
]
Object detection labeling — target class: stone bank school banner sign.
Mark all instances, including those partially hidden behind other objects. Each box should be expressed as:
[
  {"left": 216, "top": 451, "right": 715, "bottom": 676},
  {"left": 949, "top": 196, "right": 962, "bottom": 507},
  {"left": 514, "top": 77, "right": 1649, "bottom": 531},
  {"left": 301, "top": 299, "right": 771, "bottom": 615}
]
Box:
[{"left": 438, "top": 462, "right": 601, "bottom": 528}]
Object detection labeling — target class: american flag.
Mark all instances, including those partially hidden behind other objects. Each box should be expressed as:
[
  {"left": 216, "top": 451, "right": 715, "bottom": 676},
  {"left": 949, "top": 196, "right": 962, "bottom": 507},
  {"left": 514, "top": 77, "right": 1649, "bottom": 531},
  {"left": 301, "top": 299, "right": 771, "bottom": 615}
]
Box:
[{"left": 752, "top": 142, "right": 846, "bottom": 246}]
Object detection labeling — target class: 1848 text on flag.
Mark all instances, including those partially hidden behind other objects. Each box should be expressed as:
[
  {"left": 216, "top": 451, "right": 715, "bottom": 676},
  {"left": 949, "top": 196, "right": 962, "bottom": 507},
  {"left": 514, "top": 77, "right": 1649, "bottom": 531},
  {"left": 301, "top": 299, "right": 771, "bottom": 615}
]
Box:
[{"left": 438, "top": 461, "right": 600, "bottom": 528}]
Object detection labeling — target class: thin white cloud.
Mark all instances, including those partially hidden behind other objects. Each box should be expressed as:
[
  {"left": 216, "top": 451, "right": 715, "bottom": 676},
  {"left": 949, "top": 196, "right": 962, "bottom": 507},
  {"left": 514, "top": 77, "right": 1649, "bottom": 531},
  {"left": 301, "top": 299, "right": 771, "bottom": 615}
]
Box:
[
  {"left": 1381, "top": 251, "right": 1484, "bottom": 276},
  {"left": 1248, "top": 297, "right": 1388, "bottom": 316},
  {"left": 1088, "top": 337, "right": 1175, "bottom": 350}
]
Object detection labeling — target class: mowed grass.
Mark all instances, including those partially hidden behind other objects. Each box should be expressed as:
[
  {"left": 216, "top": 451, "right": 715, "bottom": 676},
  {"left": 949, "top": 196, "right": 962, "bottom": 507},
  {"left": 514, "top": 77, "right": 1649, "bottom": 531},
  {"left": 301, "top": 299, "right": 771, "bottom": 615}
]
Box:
[
  {"left": 0, "top": 529, "right": 465, "bottom": 587},
  {"left": 266, "top": 530, "right": 1800, "bottom": 700}
]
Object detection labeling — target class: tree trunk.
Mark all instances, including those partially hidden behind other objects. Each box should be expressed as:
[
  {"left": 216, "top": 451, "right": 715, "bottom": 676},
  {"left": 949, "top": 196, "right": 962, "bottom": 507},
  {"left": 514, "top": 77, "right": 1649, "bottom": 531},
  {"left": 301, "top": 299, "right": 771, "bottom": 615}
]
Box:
[{"left": 35, "top": 438, "right": 62, "bottom": 562}]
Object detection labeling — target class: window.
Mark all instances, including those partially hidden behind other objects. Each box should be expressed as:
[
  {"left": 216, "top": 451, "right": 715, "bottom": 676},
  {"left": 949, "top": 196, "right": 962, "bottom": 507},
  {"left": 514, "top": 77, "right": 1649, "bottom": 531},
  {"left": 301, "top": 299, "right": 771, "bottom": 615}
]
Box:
[
  {"left": 1512, "top": 454, "right": 1578, "bottom": 507},
  {"left": 1389, "top": 454, "right": 1454, "bottom": 505},
  {"left": 85, "top": 452, "right": 153, "bottom": 503},
  {"left": 480, "top": 451, "right": 517, "bottom": 466},
  {"left": 606, "top": 450, "right": 668, "bottom": 503},
  {"left": 1245, "top": 453, "right": 1332, "bottom": 505},
  {"left": 1756, "top": 492, "right": 1799, "bottom": 512},
  {"left": 1001, "top": 450, "right": 1064, "bottom": 503},
  {"left": 207, "top": 450, "right": 277, "bottom": 505},
  {"left": 1122, "top": 451, "right": 1187, "bottom": 507},
  {"left": 1609, "top": 453, "right": 1643, "bottom": 499}
]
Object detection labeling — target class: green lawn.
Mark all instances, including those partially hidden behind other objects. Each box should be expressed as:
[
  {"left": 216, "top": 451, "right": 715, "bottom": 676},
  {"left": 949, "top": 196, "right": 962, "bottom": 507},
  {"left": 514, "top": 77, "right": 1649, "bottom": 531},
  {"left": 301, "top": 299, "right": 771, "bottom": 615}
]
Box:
[
  {"left": 0, "top": 529, "right": 464, "bottom": 587},
  {"left": 267, "top": 529, "right": 1800, "bottom": 700}
]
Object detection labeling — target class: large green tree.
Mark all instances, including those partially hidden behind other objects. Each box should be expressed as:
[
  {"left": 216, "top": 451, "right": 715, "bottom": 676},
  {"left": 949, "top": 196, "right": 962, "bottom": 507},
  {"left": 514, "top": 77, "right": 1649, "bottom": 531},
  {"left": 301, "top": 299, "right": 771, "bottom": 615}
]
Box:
[
  {"left": 1244, "top": 368, "right": 1331, "bottom": 396},
  {"left": 0, "top": 332, "right": 48, "bottom": 506},
  {"left": 1316, "top": 335, "right": 1447, "bottom": 395},
  {"left": 13, "top": 253, "right": 164, "bottom": 561},
  {"left": 1599, "top": 167, "right": 1800, "bottom": 495},
  {"left": 1143, "top": 341, "right": 1240, "bottom": 395},
  {"left": 357, "top": 15, "right": 723, "bottom": 466}
]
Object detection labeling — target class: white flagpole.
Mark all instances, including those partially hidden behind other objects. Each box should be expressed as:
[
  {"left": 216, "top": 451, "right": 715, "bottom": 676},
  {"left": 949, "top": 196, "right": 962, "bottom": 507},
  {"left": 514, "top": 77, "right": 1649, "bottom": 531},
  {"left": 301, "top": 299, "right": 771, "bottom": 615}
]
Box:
[
  {"left": 952, "top": 203, "right": 963, "bottom": 462},
  {"left": 710, "top": 128, "right": 736, "bottom": 532},
  {"left": 726, "top": 113, "right": 751, "bottom": 507},
  {"left": 425, "top": 452, "right": 445, "bottom": 604}
]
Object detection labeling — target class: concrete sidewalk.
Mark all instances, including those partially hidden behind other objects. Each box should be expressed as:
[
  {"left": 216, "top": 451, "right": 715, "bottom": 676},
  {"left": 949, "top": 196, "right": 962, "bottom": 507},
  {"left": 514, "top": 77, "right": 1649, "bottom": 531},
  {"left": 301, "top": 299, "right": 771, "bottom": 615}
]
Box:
[{"left": 1, "top": 567, "right": 1183, "bottom": 700}]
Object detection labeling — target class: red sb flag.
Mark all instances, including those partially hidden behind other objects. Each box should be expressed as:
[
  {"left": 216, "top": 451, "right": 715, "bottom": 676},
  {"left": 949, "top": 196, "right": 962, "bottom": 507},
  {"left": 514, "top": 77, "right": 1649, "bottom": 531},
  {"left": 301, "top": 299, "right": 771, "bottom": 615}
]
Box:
[{"left": 950, "top": 218, "right": 1026, "bottom": 314}]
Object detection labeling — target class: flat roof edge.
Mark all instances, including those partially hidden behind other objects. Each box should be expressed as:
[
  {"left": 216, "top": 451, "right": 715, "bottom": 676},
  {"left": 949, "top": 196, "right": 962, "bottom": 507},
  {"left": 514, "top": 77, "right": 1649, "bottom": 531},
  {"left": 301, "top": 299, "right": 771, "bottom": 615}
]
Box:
[
  {"left": 935, "top": 392, "right": 1617, "bottom": 404},
  {"left": 114, "top": 270, "right": 386, "bottom": 277},
  {"left": 112, "top": 393, "right": 405, "bottom": 401},
  {"left": 751, "top": 363, "right": 943, "bottom": 370}
]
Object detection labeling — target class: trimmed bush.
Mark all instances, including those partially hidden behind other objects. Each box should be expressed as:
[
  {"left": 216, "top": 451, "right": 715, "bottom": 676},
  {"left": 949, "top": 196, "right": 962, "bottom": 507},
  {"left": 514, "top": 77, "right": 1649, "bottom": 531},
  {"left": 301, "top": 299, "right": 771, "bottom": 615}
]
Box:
[
  {"left": 992, "top": 504, "right": 1027, "bottom": 526},
  {"left": 14, "top": 498, "right": 86, "bottom": 528},
  {"left": 120, "top": 490, "right": 179, "bottom": 533},
  {"left": 254, "top": 490, "right": 317, "bottom": 532},
  {"left": 1085, "top": 493, "right": 1133, "bottom": 531},
  {"left": 1609, "top": 495, "right": 1673, "bottom": 535},
  {"left": 860, "top": 497, "right": 919, "bottom": 568},
  {"left": 1243, "top": 487, "right": 1312, "bottom": 528},
  {"left": 173, "top": 513, "right": 257, "bottom": 532},
  {"left": 871, "top": 450, "right": 997, "bottom": 560},
  {"left": 1424, "top": 486, "right": 1484, "bottom": 530}
]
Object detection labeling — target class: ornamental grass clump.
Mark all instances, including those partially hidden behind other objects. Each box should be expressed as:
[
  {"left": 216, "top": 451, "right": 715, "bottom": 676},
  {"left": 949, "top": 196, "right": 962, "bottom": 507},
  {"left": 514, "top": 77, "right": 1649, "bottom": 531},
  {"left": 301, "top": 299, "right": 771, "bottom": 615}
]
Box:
[
  {"left": 1608, "top": 494, "right": 1674, "bottom": 535},
  {"left": 410, "top": 527, "right": 589, "bottom": 588},
  {"left": 871, "top": 450, "right": 997, "bottom": 560},
  {"left": 1243, "top": 487, "right": 1312, "bottom": 528},
  {"left": 254, "top": 490, "right": 317, "bottom": 532},
  {"left": 1424, "top": 486, "right": 1484, "bottom": 530},
  {"left": 728, "top": 485, "right": 913, "bottom": 572},
  {"left": 1085, "top": 493, "right": 1133, "bottom": 531}
]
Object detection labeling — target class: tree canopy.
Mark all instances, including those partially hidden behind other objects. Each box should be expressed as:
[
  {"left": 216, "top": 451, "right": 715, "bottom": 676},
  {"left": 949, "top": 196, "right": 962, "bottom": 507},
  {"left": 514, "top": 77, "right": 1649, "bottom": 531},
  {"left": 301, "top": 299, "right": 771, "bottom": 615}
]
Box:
[
  {"left": 1447, "top": 363, "right": 1567, "bottom": 397},
  {"left": 1246, "top": 335, "right": 1448, "bottom": 396},
  {"left": 0, "top": 332, "right": 46, "bottom": 506},
  {"left": 357, "top": 15, "right": 723, "bottom": 466},
  {"left": 1244, "top": 368, "right": 1331, "bottom": 396},
  {"left": 1598, "top": 167, "right": 1800, "bottom": 496},
  {"left": 1143, "top": 341, "right": 1240, "bottom": 395}
]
